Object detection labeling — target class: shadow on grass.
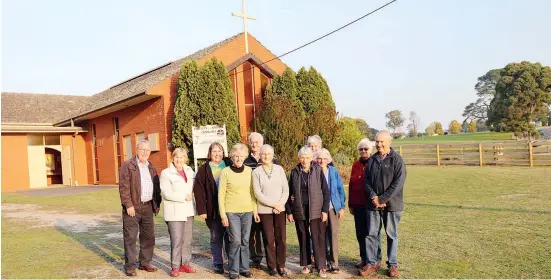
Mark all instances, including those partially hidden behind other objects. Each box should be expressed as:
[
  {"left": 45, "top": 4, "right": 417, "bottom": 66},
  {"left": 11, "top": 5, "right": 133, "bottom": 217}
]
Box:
[
  {"left": 54, "top": 219, "right": 172, "bottom": 275},
  {"left": 407, "top": 202, "right": 551, "bottom": 214}
]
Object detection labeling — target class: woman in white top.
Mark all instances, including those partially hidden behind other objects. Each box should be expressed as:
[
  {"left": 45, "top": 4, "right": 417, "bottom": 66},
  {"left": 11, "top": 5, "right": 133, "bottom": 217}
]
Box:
[{"left": 160, "top": 148, "right": 196, "bottom": 277}]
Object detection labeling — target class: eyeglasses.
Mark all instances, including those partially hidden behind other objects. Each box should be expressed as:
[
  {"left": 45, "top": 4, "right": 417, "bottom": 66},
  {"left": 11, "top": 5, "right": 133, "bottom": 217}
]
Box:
[
  {"left": 138, "top": 148, "right": 151, "bottom": 153},
  {"left": 358, "top": 148, "right": 369, "bottom": 151}
]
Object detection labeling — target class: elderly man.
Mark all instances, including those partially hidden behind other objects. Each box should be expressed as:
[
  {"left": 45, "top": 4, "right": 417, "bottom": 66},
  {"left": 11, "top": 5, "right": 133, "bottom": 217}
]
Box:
[
  {"left": 243, "top": 132, "right": 279, "bottom": 268},
  {"left": 360, "top": 131, "right": 406, "bottom": 278},
  {"left": 119, "top": 140, "right": 162, "bottom": 276}
]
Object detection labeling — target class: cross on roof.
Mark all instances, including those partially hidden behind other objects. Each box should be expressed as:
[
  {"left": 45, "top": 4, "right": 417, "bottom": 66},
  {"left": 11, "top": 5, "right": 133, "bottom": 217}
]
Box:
[{"left": 232, "top": 0, "right": 256, "bottom": 54}]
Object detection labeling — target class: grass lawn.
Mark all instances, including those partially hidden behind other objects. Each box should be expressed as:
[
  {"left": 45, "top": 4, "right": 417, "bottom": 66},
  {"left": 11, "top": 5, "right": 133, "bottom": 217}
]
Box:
[
  {"left": 393, "top": 131, "right": 514, "bottom": 145},
  {"left": 2, "top": 166, "right": 551, "bottom": 278}
]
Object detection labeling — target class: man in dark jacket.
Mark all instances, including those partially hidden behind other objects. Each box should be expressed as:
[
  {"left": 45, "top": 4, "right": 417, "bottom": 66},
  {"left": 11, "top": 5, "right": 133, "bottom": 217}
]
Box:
[
  {"left": 118, "top": 140, "right": 162, "bottom": 277},
  {"left": 360, "top": 131, "right": 406, "bottom": 278}
]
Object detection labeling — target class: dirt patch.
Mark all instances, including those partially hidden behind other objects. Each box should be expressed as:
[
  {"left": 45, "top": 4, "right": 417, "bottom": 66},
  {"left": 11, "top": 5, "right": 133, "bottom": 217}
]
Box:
[
  {"left": 2, "top": 203, "right": 361, "bottom": 279},
  {"left": 2, "top": 203, "right": 117, "bottom": 233}
]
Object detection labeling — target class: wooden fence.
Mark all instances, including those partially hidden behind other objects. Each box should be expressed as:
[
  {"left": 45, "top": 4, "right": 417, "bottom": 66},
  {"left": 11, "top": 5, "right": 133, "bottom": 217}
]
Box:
[{"left": 395, "top": 140, "right": 551, "bottom": 167}]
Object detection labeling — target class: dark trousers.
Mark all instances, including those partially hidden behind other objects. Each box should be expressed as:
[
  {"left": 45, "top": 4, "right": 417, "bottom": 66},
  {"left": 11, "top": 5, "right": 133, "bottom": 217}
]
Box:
[
  {"left": 353, "top": 206, "right": 382, "bottom": 263},
  {"left": 295, "top": 205, "right": 327, "bottom": 270},
  {"left": 206, "top": 217, "right": 231, "bottom": 266},
  {"left": 366, "top": 210, "right": 402, "bottom": 267},
  {"left": 122, "top": 203, "right": 155, "bottom": 272},
  {"left": 249, "top": 219, "right": 264, "bottom": 263},
  {"left": 260, "top": 212, "right": 287, "bottom": 270}
]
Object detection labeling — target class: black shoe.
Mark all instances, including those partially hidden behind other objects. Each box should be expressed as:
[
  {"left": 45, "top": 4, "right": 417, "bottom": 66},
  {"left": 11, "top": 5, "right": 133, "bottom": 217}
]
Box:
[
  {"left": 250, "top": 261, "right": 261, "bottom": 269},
  {"left": 240, "top": 271, "right": 253, "bottom": 278},
  {"left": 214, "top": 264, "right": 224, "bottom": 274},
  {"left": 278, "top": 268, "right": 289, "bottom": 277},
  {"left": 229, "top": 274, "right": 240, "bottom": 279},
  {"left": 269, "top": 269, "right": 278, "bottom": 276}
]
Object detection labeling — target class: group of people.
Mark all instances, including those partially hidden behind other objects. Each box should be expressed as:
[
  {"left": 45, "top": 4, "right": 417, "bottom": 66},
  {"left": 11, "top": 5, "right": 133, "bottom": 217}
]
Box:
[{"left": 118, "top": 130, "right": 406, "bottom": 278}]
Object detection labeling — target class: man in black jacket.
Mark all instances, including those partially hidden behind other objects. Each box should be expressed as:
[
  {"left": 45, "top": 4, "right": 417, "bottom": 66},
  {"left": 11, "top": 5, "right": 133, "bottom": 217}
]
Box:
[{"left": 360, "top": 131, "right": 406, "bottom": 278}]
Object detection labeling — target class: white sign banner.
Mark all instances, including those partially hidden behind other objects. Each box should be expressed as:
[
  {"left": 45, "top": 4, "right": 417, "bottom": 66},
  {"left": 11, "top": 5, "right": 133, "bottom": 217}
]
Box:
[{"left": 192, "top": 124, "right": 228, "bottom": 172}]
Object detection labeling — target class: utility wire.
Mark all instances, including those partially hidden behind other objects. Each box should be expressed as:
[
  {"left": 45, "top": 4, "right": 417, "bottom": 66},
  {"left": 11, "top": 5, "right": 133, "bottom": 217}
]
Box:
[{"left": 232, "top": 0, "right": 397, "bottom": 76}]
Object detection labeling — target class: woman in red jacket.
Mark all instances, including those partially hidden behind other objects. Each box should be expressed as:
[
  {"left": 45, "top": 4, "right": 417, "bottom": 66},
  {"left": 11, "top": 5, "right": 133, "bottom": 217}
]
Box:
[{"left": 348, "top": 138, "right": 382, "bottom": 270}]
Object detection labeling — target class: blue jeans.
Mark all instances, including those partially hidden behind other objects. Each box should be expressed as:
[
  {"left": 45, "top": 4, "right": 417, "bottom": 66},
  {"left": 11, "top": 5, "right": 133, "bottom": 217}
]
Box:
[
  {"left": 366, "top": 210, "right": 402, "bottom": 267},
  {"left": 354, "top": 206, "right": 382, "bottom": 263},
  {"left": 226, "top": 212, "right": 253, "bottom": 275}
]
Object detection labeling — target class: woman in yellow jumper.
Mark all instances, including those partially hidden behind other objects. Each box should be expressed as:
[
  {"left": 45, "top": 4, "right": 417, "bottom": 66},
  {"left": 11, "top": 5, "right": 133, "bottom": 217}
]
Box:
[{"left": 219, "top": 143, "right": 261, "bottom": 279}]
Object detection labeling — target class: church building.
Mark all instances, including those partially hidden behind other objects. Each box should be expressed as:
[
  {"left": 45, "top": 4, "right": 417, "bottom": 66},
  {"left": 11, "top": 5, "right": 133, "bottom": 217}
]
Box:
[{"left": 1, "top": 32, "right": 288, "bottom": 191}]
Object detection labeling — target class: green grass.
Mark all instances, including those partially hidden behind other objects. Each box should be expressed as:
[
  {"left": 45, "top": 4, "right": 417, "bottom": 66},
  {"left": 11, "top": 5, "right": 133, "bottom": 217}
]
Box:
[
  {"left": 2, "top": 166, "right": 551, "bottom": 278},
  {"left": 1, "top": 219, "right": 113, "bottom": 279},
  {"left": 1, "top": 188, "right": 121, "bottom": 214},
  {"left": 284, "top": 166, "right": 551, "bottom": 278},
  {"left": 393, "top": 131, "right": 514, "bottom": 145}
]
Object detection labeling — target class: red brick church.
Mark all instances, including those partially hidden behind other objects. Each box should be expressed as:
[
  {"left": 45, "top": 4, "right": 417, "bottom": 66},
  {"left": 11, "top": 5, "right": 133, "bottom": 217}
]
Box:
[{"left": 1, "top": 33, "right": 288, "bottom": 191}]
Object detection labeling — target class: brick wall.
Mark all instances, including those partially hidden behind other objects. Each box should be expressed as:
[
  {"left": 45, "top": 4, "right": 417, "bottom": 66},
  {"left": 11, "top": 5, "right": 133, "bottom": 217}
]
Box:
[{"left": 86, "top": 97, "right": 169, "bottom": 185}]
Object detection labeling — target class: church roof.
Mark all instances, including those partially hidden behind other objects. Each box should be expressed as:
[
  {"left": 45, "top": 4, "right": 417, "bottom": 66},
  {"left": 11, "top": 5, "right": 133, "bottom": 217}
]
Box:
[
  {"left": 54, "top": 32, "right": 245, "bottom": 125},
  {"left": 3, "top": 32, "right": 283, "bottom": 126},
  {"left": 1, "top": 92, "right": 89, "bottom": 124}
]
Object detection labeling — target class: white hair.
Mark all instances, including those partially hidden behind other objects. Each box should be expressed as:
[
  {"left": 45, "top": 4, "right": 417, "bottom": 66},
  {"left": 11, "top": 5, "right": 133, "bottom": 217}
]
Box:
[
  {"left": 357, "top": 138, "right": 374, "bottom": 153},
  {"left": 136, "top": 139, "right": 149, "bottom": 149},
  {"left": 318, "top": 148, "right": 332, "bottom": 161},
  {"left": 248, "top": 132, "right": 264, "bottom": 144},
  {"left": 230, "top": 143, "right": 249, "bottom": 157},
  {"left": 307, "top": 135, "right": 322, "bottom": 147},
  {"left": 259, "top": 144, "right": 274, "bottom": 155},
  {"left": 297, "top": 146, "right": 313, "bottom": 158}
]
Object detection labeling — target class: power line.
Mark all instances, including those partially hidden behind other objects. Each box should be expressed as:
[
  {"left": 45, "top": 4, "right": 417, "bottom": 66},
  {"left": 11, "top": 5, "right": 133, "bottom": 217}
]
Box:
[{"left": 233, "top": 0, "right": 397, "bottom": 76}]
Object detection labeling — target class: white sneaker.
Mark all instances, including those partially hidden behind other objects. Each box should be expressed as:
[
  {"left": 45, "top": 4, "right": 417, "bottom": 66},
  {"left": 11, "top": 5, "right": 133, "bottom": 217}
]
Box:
[
  {"left": 319, "top": 269, "right": 327, "bottom": 278},
  {"left": 301, "top": 266, "right": 311, "bottom": 274}
]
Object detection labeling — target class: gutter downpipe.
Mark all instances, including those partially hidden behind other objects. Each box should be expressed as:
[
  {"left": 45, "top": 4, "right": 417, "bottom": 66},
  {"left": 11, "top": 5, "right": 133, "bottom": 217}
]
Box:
[{"left": 71, "top": 118, "right": 77, "bottom": 187}]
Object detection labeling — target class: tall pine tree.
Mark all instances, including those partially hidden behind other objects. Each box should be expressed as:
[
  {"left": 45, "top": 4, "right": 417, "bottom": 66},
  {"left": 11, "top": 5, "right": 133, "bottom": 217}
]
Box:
[
  {"left": 171, "top": 58, "right": 240, "bottom": 157},
  {"left": 297, "top": 66, "right": 339, "bottom": 152},
  {"left": 257, "top": 69, "right": 306, "bottom": 169}
]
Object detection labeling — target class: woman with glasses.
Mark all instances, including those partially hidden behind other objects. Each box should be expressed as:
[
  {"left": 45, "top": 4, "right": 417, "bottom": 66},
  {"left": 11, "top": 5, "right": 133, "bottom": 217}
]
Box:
[
  {"left": 349, "top": 138, "right": 382, "bottom": 270},
  {"left": 317, "top": 148, "right": 346, "bottom": 273}
]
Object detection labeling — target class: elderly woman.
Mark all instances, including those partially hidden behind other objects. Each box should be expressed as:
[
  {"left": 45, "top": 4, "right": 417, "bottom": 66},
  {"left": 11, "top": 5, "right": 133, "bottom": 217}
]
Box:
[
  {"left": 160, "top": 148, "right": 196, "bottom": 277},
  {"left": 317, "top": 148, "right": 346, "bottom": 273},
  {"left": 252, "top": 144, "right": 289, "bottom": 277},
  {"left": 349, "top": 138, "right": 382, "bottom": 270},
  {"left": 219, "top": 143, "right": 260, "bottom": 279},
  {"left": 193, "top": 142, "right": 232, "bottom": 274},
  {"left": 286, "top": 146, "right": 330, "bottom": 278},
  {"left": 307, "top": 135, "right": 323, "bottom": 161}
]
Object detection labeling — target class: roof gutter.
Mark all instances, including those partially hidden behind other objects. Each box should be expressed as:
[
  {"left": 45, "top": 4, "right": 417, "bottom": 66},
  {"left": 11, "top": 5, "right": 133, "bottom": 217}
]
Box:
[{"left": 53, "top": 92, "right": 148, "bottom": 126}]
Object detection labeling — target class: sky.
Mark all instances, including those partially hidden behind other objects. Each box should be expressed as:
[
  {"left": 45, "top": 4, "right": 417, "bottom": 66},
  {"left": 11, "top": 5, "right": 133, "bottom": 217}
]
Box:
[{"left": 3, "top": 0, "right": 551, "bottom": 131}]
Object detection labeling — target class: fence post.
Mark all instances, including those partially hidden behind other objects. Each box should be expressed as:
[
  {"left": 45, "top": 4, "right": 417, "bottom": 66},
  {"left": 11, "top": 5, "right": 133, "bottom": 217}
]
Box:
[
  {"left": 479, "top": 143, "right": 483, "bottom": 167},
  {"left": 399, "top": 145, "right": 403, "bottom": 155},
  {"left": 529, "top": 142, "right": 533, "bottom": 167},
  {"left": 436, "top": 144, "right": 440, "bottom": 166}
]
